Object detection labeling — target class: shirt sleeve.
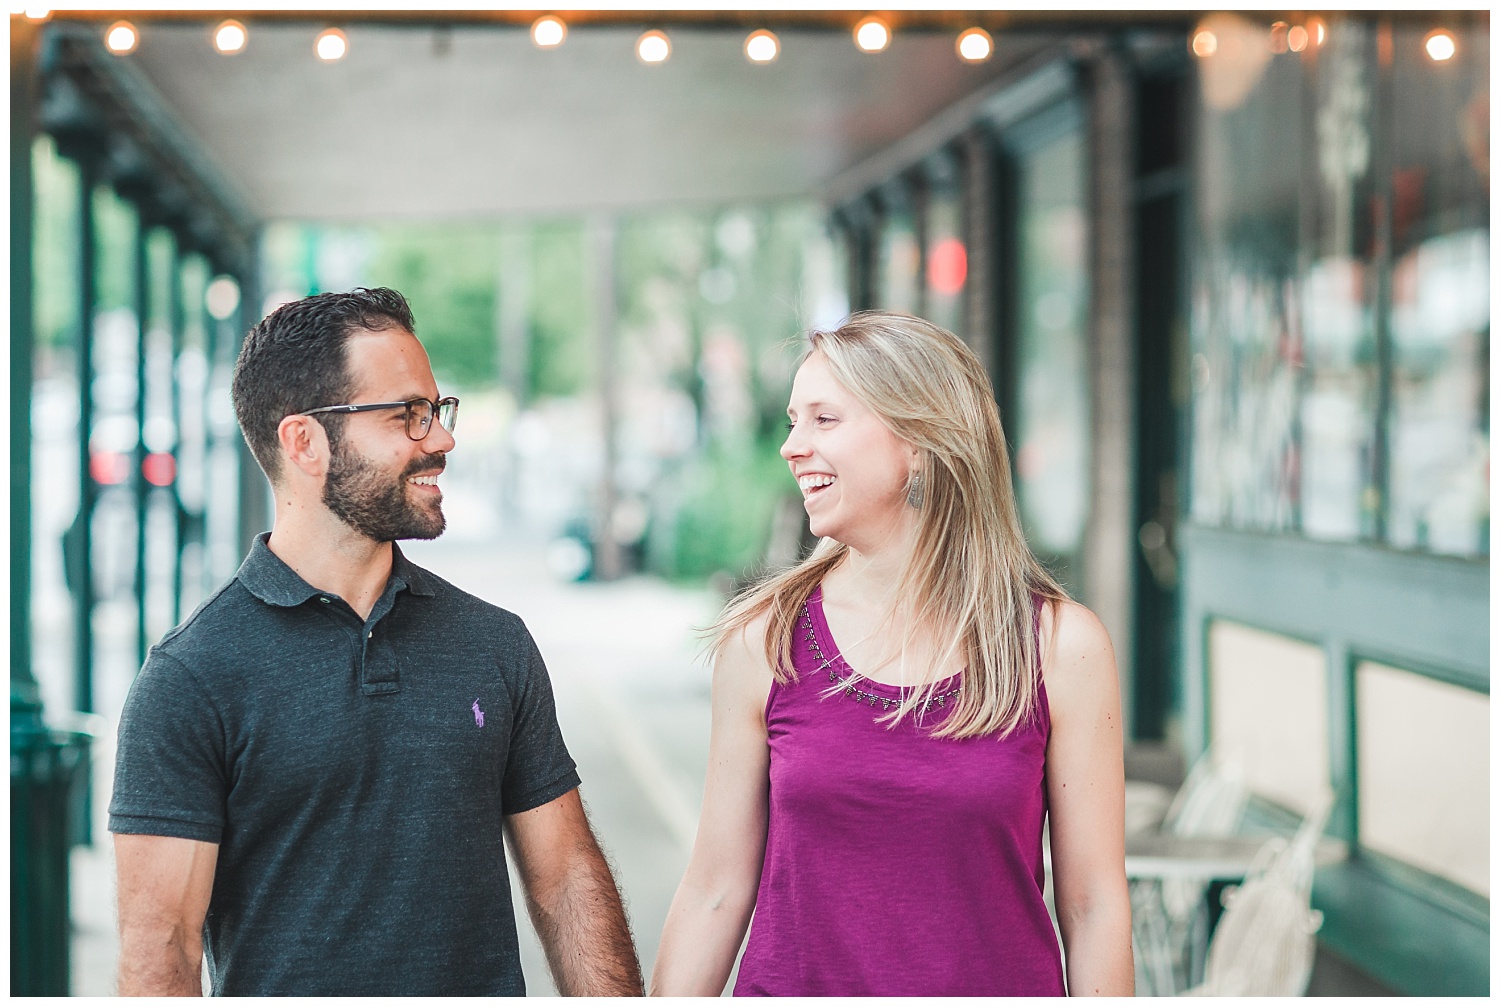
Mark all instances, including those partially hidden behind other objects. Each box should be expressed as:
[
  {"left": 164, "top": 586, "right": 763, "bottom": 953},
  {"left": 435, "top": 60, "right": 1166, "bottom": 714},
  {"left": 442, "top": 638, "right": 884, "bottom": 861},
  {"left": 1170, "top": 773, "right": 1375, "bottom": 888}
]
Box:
[
  {"left": 499, "top": 625, "right": 581, "bottom": 816},
  {"left": 108, "top": 649, "right": 228, "bottom": 843}
]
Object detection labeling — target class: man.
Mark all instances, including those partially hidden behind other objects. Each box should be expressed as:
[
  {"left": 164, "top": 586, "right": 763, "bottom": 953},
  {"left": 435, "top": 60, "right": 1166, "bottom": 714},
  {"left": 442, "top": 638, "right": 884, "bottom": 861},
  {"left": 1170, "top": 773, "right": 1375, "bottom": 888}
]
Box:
[{"left": 109, "top": 288, "right": 643, "bottom": 996}]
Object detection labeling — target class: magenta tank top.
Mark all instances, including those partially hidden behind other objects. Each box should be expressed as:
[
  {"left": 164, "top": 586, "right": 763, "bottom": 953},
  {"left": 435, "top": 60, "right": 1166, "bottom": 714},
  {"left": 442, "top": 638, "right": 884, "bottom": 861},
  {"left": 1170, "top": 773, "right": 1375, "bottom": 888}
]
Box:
[{"left": 733, "top": 587, "right": 1064, "bottom": 997}]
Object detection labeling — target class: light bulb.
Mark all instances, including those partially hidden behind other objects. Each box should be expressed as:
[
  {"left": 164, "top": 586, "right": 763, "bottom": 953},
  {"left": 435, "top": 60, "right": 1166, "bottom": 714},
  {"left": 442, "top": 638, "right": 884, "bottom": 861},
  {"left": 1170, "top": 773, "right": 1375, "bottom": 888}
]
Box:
[
  {"left": 637, "top": 30, "right": 670, "bottom": 64},
  {"left": 956, "top": 27, "right": 993, "bottom": 62},
  {"left": 105, "top": 20, "right": 139, "bottom": 55},
  {"left": 1425, "top": 29, "right": 1457, "bottom": 62},
  {"left": 531, "top": 15, "right": 566, "bottom": 48},
  {"left": 854, "top": 16, "right": 890, "bottom": 53},
  {"left": 315, "top": 28, "right": 348, "bottom": 62},
  {"left": 745, "top": 29, "right": 779, "bottom": 64},
  {"left": 213, "top": 20, "right": 247, "bottom": 55}
]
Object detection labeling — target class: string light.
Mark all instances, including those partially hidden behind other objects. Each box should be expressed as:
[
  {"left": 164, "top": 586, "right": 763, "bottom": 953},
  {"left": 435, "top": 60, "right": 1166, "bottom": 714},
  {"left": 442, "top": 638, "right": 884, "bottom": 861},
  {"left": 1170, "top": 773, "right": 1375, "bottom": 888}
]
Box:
[
  {"left": 956, "top": 27, "right": 993, "bottom": 63},
  {"left": 531, "top": 15, "right": 566, "bottom": 48},
  {"left": 744, "top": 30, "right": 779, "bottom": 64},
  {"left": 1287, "top": 24, "right": 1309, "bottom": 52},
  {"left": 104, "top": 20, "right": 139, "bottom": 55},
  {"left": 1190, "top": 29, "right": 1217, "bottom": 58},
  {"left": 854, "top": 15, "right": 891, "bottom": 53},
  {"left": 1424, "top": 29, "right": 1457, "bottom": 62},
  {"left": 23, "top": 8, "right": 50, "bottom": 20},
  {"left": 213, "top": 20, "right": 247, "bottom": 55},
  {"left": 315, "top": 28, "right": 348, "bottom": 62},
  {"left": 636, "top": 30, "right": 670, "bottom": 64},
  {"left": 1308, "top": 17, "right": 1327, "bottom": 47}
]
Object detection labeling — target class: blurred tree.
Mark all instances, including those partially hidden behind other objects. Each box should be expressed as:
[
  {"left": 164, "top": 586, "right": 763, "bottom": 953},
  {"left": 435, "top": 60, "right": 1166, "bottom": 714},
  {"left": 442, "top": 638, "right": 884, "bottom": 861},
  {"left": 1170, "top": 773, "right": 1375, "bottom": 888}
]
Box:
[
  {"left": 529, "top": 219, "right": 591, "bottom": 398},
  {"left": 366, "top": 223, "right": 500, "bottom": 385},
  {"left": 95, "top": 185, "right": 136, "bottom": 314}
]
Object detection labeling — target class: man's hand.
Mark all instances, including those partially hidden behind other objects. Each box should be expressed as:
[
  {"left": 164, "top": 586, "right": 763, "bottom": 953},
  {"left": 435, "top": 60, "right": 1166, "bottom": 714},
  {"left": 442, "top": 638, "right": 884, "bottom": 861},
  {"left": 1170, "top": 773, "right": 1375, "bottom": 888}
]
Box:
[
  {"left": 114, "top": 834, "right": 219, "bottom": 996},
  {"left": 504, "top": 789, "right": 643, "bottom": 996}
]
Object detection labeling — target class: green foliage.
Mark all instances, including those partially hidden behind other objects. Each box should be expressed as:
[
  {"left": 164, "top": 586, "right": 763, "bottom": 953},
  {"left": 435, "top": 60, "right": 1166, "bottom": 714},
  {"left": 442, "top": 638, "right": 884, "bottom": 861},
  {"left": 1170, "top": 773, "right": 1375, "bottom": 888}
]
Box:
[
  {"left": 365, "top": 224, "right": 500, "bottom": 385},
  {"left": 529, "top": 221, "right": 590, "bottom": 398},
  {"left": 655, "top": 436, "right": 793, "bottom": 580},
  {"left": 94, "top": 186, "right": 137, "bottom": 313},
  {"left": 32, "top": 135, "right": 79, "bottom": 349}
]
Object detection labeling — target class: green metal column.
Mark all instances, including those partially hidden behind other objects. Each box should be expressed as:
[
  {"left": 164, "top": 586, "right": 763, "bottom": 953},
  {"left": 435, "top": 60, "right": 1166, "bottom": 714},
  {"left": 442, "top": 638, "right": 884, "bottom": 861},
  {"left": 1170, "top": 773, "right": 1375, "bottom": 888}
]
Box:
[
  {"left": 67, "top": 166, "right": 98, "bottom": 719},
  {"left": 169, "top": 245, "right": 186, "bottom": 624},
  {"left": 133, "top": 224, "right": 150, "bottom": 666},
  {"left": 235, "top": 256, "right": 270, "bottom": 555},
  {"left": 12, "top": 17, "right": 93, "bottom": 996},
  {"left": 11, "top": 12, "right": 40, "bottom": 725}
]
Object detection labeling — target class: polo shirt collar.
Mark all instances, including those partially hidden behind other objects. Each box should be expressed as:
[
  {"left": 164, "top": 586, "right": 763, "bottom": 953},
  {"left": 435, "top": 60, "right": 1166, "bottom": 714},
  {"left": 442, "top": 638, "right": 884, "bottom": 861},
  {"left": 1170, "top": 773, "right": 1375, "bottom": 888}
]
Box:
[{"left": 238, "top": 532, "right": 436, "bottom": 607}]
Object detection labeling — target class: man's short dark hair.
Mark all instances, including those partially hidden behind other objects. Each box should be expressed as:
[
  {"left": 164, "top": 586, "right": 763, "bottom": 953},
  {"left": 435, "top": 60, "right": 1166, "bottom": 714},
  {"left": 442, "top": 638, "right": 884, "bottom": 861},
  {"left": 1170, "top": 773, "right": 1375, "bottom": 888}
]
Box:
[{"left": 232, "top": 287, "right": 417, "bottom": 481}]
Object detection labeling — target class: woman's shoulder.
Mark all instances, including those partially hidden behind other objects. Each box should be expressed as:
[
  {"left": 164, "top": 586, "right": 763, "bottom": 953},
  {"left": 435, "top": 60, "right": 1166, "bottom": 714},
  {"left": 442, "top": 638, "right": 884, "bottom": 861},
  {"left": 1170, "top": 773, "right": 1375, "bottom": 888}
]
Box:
[
  {"left": 1036, "top": 598, "right": 1118, "bottom": 701},
  {"left": 712, "top": 610, "right": 777, "bottom": 706}
]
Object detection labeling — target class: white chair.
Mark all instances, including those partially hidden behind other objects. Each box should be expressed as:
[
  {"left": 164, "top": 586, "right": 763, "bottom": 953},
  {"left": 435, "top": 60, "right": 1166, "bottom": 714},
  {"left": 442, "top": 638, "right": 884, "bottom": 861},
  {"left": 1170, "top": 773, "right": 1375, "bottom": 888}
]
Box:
[
  {"left": 1130, "top": 748, "right": 1250, "bottom": 995},
  {"left": 1180, "top": 790, "right": 1332, "bottom": 997}
]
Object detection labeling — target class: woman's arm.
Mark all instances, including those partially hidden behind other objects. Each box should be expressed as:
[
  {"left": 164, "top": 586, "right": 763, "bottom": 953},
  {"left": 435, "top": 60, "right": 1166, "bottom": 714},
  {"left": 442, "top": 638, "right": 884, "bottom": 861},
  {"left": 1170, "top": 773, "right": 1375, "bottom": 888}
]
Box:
[
  {"left": 1041, "top": 600, "right": 1134, "bottom": 996},
  {"left": 651, "top": 623, "right": 774, "bottom": 996}
]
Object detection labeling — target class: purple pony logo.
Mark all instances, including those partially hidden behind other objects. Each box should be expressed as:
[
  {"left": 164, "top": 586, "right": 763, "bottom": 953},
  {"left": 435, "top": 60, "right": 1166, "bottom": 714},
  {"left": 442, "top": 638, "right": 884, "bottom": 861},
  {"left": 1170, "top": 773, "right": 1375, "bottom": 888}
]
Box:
[{"left": 471, "top": 700, "right": 485, "bottom": 728}]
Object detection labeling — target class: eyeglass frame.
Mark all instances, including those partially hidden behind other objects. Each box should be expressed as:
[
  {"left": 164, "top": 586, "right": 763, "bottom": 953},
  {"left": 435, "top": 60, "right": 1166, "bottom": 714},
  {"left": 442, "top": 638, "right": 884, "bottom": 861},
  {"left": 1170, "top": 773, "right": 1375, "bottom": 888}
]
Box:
[{"left": 298, "top": 396, "right": 460, "bottom": 441}]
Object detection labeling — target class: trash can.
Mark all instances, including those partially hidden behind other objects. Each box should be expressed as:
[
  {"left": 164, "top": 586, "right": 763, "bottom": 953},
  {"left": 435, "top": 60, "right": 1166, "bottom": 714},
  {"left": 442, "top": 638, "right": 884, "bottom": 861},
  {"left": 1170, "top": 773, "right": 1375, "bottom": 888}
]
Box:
[{"left": 11, "top": 716, "right": 95, "bottom": 996}]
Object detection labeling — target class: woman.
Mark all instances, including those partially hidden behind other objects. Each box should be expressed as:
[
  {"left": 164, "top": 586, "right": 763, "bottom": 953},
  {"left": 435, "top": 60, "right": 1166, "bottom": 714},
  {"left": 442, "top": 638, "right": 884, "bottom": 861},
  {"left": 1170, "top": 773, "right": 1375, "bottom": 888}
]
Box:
[{"left": 652, "top": 311, "right": 1132, "bottom": 997}]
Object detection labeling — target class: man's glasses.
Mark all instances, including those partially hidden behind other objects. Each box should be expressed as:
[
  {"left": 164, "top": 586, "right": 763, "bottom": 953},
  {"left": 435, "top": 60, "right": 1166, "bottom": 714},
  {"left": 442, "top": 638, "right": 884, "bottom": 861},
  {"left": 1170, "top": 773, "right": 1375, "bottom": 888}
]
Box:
[{"left": 300, "top": 396, "right": 459, "bottom": 442}]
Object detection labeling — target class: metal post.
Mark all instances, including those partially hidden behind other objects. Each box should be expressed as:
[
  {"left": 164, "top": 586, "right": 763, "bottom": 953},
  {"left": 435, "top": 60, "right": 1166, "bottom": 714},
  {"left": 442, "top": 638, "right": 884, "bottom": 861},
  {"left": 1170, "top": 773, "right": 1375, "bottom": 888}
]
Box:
[
  {"left": 70, "top": 165, "right": 97, "bottom": 719},
  {"left": 590, "top": 215, "right": 623, "bottom": 581},
  {"left": 12, "top": 18, "right": 94, "bottom": 995},
  {"left": 133, "top": 224, "right": 150, "bottom": 666},
  {"left": 169, "top": 244, "right": 185, "bottom": 624},
  {"left": 12, "top": 17, "right": 41, "bottom": 728},
  {"left": 235, "top": 256, "right": 270, "bottom": 555}
]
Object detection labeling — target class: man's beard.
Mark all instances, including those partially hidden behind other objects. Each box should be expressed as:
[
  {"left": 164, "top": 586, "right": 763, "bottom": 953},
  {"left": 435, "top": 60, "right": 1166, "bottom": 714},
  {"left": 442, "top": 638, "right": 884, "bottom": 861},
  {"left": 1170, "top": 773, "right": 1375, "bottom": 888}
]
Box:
[{"left": 323, "top": 438, "right": 447, "bottom": 542}]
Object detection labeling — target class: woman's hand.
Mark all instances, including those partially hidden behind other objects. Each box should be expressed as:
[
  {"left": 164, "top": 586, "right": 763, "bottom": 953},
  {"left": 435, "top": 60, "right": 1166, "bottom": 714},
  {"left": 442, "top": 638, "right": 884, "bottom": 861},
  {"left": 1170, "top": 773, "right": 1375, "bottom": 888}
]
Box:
[
  {"left": 1041, "top": 600, "right": 1134, "bottom": 996},
  {"left": 650, "top": 621, "right": 774, "bottom": 996}
]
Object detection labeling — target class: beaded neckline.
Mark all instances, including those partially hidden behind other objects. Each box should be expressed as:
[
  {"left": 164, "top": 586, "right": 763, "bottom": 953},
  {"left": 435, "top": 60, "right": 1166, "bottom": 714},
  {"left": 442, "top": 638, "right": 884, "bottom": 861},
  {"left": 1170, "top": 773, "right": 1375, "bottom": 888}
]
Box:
[{"left": 801, "top": 604, "right": 962, "bottom": 715}]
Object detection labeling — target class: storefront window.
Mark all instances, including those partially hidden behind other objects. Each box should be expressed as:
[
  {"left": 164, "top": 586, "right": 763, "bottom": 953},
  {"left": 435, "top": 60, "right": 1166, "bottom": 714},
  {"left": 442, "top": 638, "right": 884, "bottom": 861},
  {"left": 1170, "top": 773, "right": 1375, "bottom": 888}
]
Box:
[
  {"left": 875, "top": 190, "right": 919, "bottom": 314},
  {"left": 1301, "top": 23, "right": 1380, "bottom": 541},
  {"left": 1012, "top": 124, "right": 1090, "bottom": 582},
  {"left": 1191, "top": 17, "right": 1489, "bottom": 557},
  {"left": 1385, "top": 25, "right": 1489, "bottom": 557},
  {"left": 924, "top": 178, "right": 966, "bottom": 335},
  {"left": 1189, "top": 35, "right": 1304, "bottom": 532}
]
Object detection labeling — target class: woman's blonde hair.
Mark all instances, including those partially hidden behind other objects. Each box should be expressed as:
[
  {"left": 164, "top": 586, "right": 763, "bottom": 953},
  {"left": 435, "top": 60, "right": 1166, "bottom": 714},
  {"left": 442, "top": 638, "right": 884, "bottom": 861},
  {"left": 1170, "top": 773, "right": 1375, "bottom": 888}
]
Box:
[{"left": 709, "top": 310, "right": 1067, "bottom": 740}]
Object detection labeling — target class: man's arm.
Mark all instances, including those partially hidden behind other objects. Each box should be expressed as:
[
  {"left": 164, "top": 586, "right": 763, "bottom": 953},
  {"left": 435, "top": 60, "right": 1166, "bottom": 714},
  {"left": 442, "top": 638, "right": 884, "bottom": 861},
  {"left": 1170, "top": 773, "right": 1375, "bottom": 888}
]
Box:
[
  {"left": 504, "top": 789, "right": 643, "bottom": 996},
  {"left": 115, "top": 834, "right": 219, "bottom": 996}
]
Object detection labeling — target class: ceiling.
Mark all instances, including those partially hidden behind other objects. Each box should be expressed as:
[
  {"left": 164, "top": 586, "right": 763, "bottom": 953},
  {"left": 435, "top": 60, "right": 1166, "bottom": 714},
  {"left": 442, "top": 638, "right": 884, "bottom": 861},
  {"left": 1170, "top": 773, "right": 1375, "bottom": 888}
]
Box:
[{"left": 103, "top": 18, "right": 1062, "bottom": 223}]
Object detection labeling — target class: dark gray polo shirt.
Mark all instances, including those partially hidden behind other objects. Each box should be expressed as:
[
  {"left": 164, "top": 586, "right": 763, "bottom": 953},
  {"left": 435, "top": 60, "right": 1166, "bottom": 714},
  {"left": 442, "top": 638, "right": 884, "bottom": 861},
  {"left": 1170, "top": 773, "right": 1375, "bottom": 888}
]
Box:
[{"left": 109, "top": 534, "right": 581, "bottom": 996}]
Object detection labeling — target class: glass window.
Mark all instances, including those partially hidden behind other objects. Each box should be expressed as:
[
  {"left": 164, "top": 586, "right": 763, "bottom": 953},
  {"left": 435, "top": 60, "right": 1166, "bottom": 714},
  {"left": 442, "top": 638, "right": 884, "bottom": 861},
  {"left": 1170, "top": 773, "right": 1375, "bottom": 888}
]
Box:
[
  {"left": 875, "top": 189, "right": 919, "bottom": 314},
  {"left": 1189, "top": 37, "right": 1304, "bottom": 532},
  {"left": 1301, "top": 23, "right": 1380, "bottom": 541},
  {"left": 924, "top": 177, "right": 966, "bottom": 335},
  {"left": 1012, "top": 123, "right": 1090, "bottom": 586},
  {"left": 1190, "top": 18, "right": 1490, "bottom": 559},
  {"left": 1385, "top": 26, "right": 1489, "bottom": 556}
]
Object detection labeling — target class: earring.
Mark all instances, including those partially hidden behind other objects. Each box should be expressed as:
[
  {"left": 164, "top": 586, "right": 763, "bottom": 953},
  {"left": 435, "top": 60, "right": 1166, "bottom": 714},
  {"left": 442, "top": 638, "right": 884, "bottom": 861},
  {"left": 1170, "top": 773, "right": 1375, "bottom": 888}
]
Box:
[{"left": 907, "top": 471, "right": 924, "bottom": 509}]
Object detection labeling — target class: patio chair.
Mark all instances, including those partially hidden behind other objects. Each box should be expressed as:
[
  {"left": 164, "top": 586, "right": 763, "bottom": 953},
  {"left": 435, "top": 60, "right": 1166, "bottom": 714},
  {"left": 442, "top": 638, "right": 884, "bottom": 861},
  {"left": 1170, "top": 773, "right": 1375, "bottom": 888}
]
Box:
[
  {"left": 1180, "top": 789, "right": 1332, "bottom": 996},
  {"left": 1130, "top": 748, "right": 1249, "bottom": 995}
]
